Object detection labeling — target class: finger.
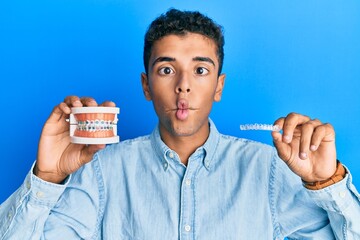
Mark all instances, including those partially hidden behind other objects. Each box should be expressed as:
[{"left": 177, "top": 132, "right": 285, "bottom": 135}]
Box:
[
  {"left": 310, "top": 123, "right": 335, "bottom": 151},
  {"left": 271, "top": 117, "right": 284, "bottom": 142},
  {"left": 79, "top": 144, "right": 106, "bottom": 165},
  {"left": 298, "top": 119, "right": 321, "bottom": 159},
  {"left": 64, "top": 96, "right": 83, "bottom": 108},
  {"left": 272, "top": 117, "right": 286, "bottom": 158},
  {"left": 80, "top": 97, "right": 98, "bottom": 107},
  {"left": 271, "top": 119, "right": 292, "bottom": 163},
  {"left": 99, "top": 100, "right": 116, "bottom": 107},
  {"left": 273, "top": 117, "right": 285, "bottom": 127},
  {"left": 282, "top": 113, "right": 310, "bottom": 143},
  {"left": 47, "top": 103, "right": 71, "bottom": 124},
  {"left": 271, "top": 131, "right": 292, "bottom": 164},
  {"left": 58, "top": 102, "right": 71, "bottom": 115}
]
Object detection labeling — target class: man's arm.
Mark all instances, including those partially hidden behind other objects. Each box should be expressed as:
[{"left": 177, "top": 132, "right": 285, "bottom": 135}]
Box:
[
  {"left": 0, "top": 158, "right": 103, "bottom": 240},
  {"left": 306, "top": 169, "right": 360, "bottom": 239},
  {"left": 0, "top": 165, "right": 67, "bottom": 239},
  {"left": 271, "top": 113, "right": 360, "bottom": 238},
  {"left": 0, "top": 96, "right": 113, "bottom": 239},
  {"left": 270, "top": 153, "right": 360, "bottom": 239}
]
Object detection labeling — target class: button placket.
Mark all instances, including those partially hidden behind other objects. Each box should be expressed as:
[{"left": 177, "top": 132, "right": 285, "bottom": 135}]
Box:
[
  {"left": 181, "top": 172, "right": 194, "bottom": 238},
  {"left": 180, "top": 154, "right": 202, "bottom": 239}
]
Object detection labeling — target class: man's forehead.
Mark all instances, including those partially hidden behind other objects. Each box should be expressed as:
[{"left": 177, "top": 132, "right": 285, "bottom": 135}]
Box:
[
  {"left": 149, "top": 33, "right": 218, "bottom": 63},
  {"left": 153, "top": 33, "right": 216, "bottom": 51}
]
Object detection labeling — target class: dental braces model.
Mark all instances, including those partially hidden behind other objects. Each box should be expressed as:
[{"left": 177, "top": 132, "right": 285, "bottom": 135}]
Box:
[
  {"left": 69, "top": 107, "right": 120, "bottom": 144},
  {"left": 240, "top": 123, "right": 281, "bottom": 132},
  {"left": 76, "top": 120, "right": 115, "bottom": 132}
]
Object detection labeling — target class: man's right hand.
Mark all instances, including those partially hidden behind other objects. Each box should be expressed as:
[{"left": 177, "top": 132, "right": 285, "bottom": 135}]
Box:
[{"left": 34, "top": 96, "right": 116, "bottom": 183}]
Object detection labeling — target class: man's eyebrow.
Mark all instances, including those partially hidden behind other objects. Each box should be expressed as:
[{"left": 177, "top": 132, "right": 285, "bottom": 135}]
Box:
[
  {"left": 193, "top": 56, "right": 215, "bottom": 66},
  {"left": 152, "top": 57, "right": 175, "bottom": 67},
  {"left": 151, "top": 56, "right": 216, "bottom": 67}
]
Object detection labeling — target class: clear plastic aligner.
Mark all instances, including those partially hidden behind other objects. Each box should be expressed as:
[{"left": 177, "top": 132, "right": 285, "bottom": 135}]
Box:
[{"left": 240, "top": 123, "right": 281, "bottom": 132}]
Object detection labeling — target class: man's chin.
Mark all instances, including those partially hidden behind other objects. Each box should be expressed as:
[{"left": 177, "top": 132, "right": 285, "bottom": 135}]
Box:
[
  {"left": 172, "top": 125, "right": 195, "bottom": 137},
  {"left": 160, "top": 117, "right": 206, "bottom": 138}
]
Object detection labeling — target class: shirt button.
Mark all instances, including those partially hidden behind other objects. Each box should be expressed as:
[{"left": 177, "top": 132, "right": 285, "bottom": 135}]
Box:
[
  {"left": 168, "top": 152, "right": 174, "bottom": 159},
  {"left": 184, "top": 225, "right": 191, "bottom": 232},
  {"left": 204, "top": 161, "right": 210, "bottom": 168},
  {"left": 26, "top": 181, "right": 31, "bottom": 190},
  {"left": 36, "top": 191, "right": 44, "bottom": 198},
  {"left": 339, "top": 191, "right": 346, "bottom": 198},
  {"left": 185, "top": 179, "right": 191, "bottom": 186}
]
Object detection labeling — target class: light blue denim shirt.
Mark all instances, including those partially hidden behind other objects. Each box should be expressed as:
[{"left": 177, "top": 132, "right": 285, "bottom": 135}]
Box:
[{"left": 1, "top": 120, "right": 360, "bottom": 239}]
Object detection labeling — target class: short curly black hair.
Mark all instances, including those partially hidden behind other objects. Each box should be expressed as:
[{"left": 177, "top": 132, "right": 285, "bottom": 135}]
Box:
[{"left": 143, "top": 8, "right": 225, "bottom": 76}]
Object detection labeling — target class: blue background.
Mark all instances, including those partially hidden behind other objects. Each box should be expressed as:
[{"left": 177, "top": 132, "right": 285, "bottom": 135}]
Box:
[{"left": 0, "top": 0, "right": 359, "bottom": 203}]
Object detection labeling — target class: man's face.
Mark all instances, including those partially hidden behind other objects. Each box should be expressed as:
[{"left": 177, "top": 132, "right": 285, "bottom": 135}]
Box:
[{"left": 141, "top": 33, "right": 225, "bottom": 139}]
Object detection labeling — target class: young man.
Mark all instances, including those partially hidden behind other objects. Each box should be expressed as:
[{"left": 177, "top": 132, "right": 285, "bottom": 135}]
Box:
[{"left": 1, "top": 9, "right": 359, "bottom": 239}]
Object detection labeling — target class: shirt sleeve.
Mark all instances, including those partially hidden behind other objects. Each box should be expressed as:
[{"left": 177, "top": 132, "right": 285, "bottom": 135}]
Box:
[
  {"left": 305, "top": 166, "right": 360, "bottom": 239},
  {"left": 0, "top": 162, "right": 69, "bottom": 239},
  {"left": 0, "top": 156, "right": 104, "bottom": 240},
  {"left": 270, "top": 152, "right": 360, "bottom": 239}
]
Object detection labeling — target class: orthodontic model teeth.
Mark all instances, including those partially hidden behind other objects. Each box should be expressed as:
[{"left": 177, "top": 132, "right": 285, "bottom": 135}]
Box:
[{"left": 76, "top": 119, "right": 115, "bottom": 132}]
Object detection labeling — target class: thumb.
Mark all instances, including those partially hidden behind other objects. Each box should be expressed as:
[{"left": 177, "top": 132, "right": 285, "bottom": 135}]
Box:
[
  {"left": 271, "top": 131, "right": 291, "bottom": 162},
  {"left": 47, "top": 103, "right": 71, "bottom": 124},
  {"left": 79, "top": 144, "right": 106, "bottom": 165}
]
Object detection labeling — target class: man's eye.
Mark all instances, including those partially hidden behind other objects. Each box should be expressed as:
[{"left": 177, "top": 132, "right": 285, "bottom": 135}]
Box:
[
  {"left": 159, "top": 67, "right": 174, "bottom": 75},
  {"left": 195, "top": 67, "right": 209, "bottom": 75}
]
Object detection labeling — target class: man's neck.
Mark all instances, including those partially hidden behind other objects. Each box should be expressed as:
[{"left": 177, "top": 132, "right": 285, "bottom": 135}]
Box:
[{"left": 159, "top": 123, "right": 210, "bottom": 166}]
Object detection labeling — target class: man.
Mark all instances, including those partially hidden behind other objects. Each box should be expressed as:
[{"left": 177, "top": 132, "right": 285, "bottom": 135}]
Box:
[{"left": 0, "top": 8, "right": 359, "bottom": 239}]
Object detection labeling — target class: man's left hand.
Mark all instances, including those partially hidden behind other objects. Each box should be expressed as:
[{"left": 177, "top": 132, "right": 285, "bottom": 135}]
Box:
[{"left": 272, "top": 112, "right": 337, "bottom": 183}]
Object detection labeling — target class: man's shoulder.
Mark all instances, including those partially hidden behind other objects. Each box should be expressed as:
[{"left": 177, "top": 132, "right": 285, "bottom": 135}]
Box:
[
  {"left": 94, "top": 134, "right": 153, "bottom": 162},
  {"left": 91, "top": 134, "right": 154, "bottom": 172},
  {"left": 218, "top": 133, "right": 274, "bottom": 152},
  {"left": 106, "top": 134, "right": 152, "bottom": 151},
  {"left": 118, "top": 134, "right": 152, "bottom": 147}
]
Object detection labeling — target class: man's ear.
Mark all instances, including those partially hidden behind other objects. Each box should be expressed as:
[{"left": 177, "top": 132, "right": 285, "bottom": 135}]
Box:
[
  {"left": 214, "top": 74, "right": 225, "bottom": 102},
  {"left": 141, "top": 73, "right": 152, "bottom": 101}
]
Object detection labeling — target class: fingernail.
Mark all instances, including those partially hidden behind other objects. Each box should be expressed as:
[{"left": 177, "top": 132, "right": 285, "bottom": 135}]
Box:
[
  {"left": 283, "top": 135, "right": 291, "bottom": 143},
  {"left": 310, "top": 145, "right": 317, "bottom": 151},
  {"left": 300, "top": 152, "right": 308, "bottom": 159},
  {"left": 64, "top": 106, "right": 71, "bottom": 113}
]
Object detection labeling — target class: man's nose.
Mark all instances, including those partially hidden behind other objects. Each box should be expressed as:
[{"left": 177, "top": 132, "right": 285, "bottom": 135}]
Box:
[{"left": 175, "top": 72, "right": 191, "bottom": 93}]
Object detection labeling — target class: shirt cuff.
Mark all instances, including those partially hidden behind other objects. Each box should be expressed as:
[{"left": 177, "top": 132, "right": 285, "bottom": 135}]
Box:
[
  {"left": 26, "top": 161, "right": 71, "bottom": 208},
  {"left": 305, "top": 169, "right": 356, "bottom": 212}
]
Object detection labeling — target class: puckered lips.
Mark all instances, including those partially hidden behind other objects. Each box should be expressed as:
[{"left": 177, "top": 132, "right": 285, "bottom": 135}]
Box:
[{"left": 175, "top": 99, "right": 193, "bottom": 121}]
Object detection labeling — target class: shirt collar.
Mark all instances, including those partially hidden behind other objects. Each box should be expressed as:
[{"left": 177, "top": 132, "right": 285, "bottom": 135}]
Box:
[{"left": 150, "top": 118, "right": 221, "bottom": 171}]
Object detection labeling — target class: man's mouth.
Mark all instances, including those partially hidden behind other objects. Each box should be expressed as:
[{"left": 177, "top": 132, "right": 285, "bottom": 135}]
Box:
[{"left": 176, "top": 99, "right": 191, "bottom": 121}]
